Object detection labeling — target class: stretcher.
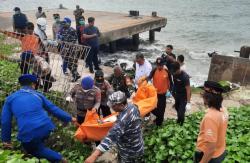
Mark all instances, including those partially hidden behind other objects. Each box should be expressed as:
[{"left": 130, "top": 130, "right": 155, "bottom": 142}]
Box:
[{"left": 75, "top": 80, "right": 157, "bottom": 142}]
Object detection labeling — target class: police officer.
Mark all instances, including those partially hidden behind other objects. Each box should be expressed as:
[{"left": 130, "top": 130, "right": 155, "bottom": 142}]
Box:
[
  {"left": 1, "top": 74, "right": 77, "bottom": 162},
  {"left": 70, "top": 76, "right": 101, "bottom": 124},
  {"left": 57, "top": 17, "right": 80, "bottom": 82}
]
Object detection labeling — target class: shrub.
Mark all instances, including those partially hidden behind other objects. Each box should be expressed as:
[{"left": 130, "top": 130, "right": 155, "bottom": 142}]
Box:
[{"left": 143, "top": 106, "right": 250, "bottom": 163}]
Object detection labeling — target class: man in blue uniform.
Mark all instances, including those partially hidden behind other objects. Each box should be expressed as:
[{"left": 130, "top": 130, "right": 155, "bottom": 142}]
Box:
[
  {"left": 84, "top": 91, "right": 144, "bottom": 163},
  {"left": 57, "top": 17, "right": 81, "bottom": 82},
  {"left": 1, "top": 74, "right": 77, "bottom": 162}
]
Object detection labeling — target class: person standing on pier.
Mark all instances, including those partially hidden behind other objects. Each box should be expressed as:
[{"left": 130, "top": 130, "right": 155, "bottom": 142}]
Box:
[
  {"left": 73, "top": 5, "right": 85, "bottom": 28},
  {"left": 52, "top": 13, "right": 61, "bottom": 40},
  {"left": 171, "top": 62, "right": 191, "bottom": 126},
  {"left": 83, "top": 17, "right": 101, "bottom": 73},
  {"left": 35, "top": 7, "right": 46, "bottom": 19},
  {"left": 57, "top": 17, "right": 81, "bottom": 82},
  {"left": 12, "top": 7, "right": 28, "bottom": 34},
  {"left": 177, "top": 55, "right": 186, "bottom": 71},
  {"left": 76, "top": 16, "right": 86, "bottom": 45}
]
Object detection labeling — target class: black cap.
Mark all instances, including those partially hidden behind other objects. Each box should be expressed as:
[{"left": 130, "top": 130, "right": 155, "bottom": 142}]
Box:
[
  {"left": 202, "top": 81, "right": 225, "bottom": 94},
  {"left": 156, "top": 57, "right": 164, "bottom": 66},
  {"left": 14, "top": 7, "right": 20, "bottom": 11}
]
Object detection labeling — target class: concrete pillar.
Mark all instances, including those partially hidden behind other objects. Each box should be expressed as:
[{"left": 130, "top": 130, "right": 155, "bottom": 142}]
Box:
[
  {"left": 240, "top": 46, "right": 250, "bottom": 58},
  {"left": 109, "top": 41, "right": 117, "bottom": 53},
  {"left": 149, "top": 30, "right": 155, "bottom": 42},
  {"left": 132, "top": 34, "right": 140, "bottom": 51}
]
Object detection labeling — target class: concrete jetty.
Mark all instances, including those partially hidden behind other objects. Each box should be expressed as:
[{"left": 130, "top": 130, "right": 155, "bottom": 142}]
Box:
[{"left": 0, "top": 9, "right": 167, "bottom": 51}]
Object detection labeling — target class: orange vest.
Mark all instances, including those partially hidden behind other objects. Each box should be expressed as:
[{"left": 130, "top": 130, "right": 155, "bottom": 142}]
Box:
[
  {"left": 153, "top": 68, "right": 170, "bottom": 94},
  {"left": 196, "top": 108, "right": 228, "bottom": 158},
  {"left": 21, "top": 34, "right": 40, "bottom": 54}
]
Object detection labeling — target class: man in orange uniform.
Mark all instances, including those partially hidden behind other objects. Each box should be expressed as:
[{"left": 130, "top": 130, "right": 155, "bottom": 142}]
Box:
[
  {"left": 195, "top": 81, "right": 228, "bottom": 163},
  {"left": 148, "top": 57, "right": 170, "bottom": 126},
  {"left": 0, "top": 22, "right": 40, "bottom": 55}
]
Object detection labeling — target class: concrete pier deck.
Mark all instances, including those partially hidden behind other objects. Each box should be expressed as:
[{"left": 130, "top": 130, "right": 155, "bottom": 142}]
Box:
[{"left": 0, "top": 9, "right": 167, "bottom": 44}]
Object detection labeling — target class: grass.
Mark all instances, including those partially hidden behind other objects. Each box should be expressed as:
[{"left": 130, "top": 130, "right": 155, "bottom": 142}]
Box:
[{"left": 0, "top": 34, "right": 20, "bottom": 56}]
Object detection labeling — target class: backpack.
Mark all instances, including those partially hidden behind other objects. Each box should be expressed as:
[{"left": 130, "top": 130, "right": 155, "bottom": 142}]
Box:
[{"left": 13, "top": 13, "right": 27, "bottom": 28}]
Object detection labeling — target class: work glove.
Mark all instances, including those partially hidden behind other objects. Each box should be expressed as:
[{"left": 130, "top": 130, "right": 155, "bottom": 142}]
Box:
[
  {"left": 66, "top": 96, "right": 73, "bottom": 102},
  {"left": 186, "top": 102, "right": 191, "bottom": 111}
]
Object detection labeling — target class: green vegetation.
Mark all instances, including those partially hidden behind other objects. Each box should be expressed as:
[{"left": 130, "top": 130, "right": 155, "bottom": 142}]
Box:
[
  {"left": 0, "top": 60, "right": 91, "bottom": 162},
  {"left": 0, "top": 34, "right": 20, "bottom": 56},
  {"left": 143, "top": 106, "right": 250, "bottom": 163}
]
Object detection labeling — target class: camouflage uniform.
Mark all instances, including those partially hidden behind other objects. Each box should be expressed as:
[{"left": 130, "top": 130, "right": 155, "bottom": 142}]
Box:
[
  {"left": 70, "top": 84, "right": 101, "bottom": 124},
  {"left": 97, "top": 104, "right": 144, "bottom": 162},
  {"left": 108, "top": 73, "right": 134, "bottom": 98},
  {"left": 57, "top": 27, "right": 80, "bottom": 80}
]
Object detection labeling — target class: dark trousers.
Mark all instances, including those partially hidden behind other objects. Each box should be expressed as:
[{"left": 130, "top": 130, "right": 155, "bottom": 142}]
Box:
[
  {"left": 98, "top": 105, "right": 111, "bottom": 118},
  {"left": 63, "top": 54, "right": 80, "bottom": 78},
  {"left": 152, "top": 94, "right": 166, "bottom": 126},
  {"left": 86, "top": 46, "right": 99, "bottom": 71},
  {"left": 20, "top": 61, "right": 31, "bottom": 74},
  {"left": 175, "top": 95, "right": 187, "bottom": 126},
  {"left": 40, "top": 73, "right": 53, "bottom": 92},
  {"left": 22, "top": 134, "right": 62, "bottom": 163},
  {"left": 194, "top": 150, "right": 227, "bottom": 163}
]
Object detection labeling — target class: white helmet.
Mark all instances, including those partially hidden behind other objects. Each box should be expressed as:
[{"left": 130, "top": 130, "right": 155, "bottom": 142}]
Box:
[{"left": 37, "top": 18, "right": 47, "bottom": 26}]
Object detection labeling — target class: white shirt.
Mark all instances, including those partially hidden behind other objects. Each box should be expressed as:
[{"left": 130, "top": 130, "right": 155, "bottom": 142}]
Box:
[
  {"left": 180, "top": 63, "right": 186, "bottom": 71},
  {"left": 135, "top": 59, "right": 152, "bottom": 87}
]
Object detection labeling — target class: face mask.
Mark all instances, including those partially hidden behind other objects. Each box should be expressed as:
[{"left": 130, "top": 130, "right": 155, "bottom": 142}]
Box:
[
  {"left": 79, "top": 20, "right": 85, "bottom": 25},
  {"left": 15, "top": 11, "right": 20, "bottom": 14},
  {"left": 55, "top": 18, "right": 60, "bottom": 23}
]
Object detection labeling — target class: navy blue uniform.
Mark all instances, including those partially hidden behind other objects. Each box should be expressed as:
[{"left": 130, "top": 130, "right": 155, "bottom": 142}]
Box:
[
  {"left": 1, "top": 86, "right": 72, "bottom": 162},
  {"left": 97, "top": 104, "right": 144, "bottom": 162}
]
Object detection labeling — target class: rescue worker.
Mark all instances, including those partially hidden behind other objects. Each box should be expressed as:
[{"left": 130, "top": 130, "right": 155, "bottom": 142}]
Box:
[
  {"left": 171, "top": 62, "right": 191, "bottom": 125},
  {"left": 84, "top": 91, "right": 144, "bottom": 163},
  {"left": 94, "top": 70, "right": 113, "bottom": 117},
  {"left": 83, "top": 17, "right": 101, "bottom": 73},
  {"left": 194, "top": 81, "right": 228, "bottom": 163},
  {"left": 20, "top": 51, "right": 55, "bottom": 92},
  {"left": 12, "top": 7, "right": 28, "bottom": 33},
  {"left": 52, "top": 13, "right": 61, "bottom": 40},
  {"left": 73, "top": 5, "right": 85, "bottom": 27},
  {"left": 57, "top": 17, "right": 81, "bottom": 82},
  {"left": 76, "top": 16, "right": 86, "bottom": 45},
  {"left": 1, "top": 74, "right": 77, "bottom": 162},
  {"left": 70, "top": 76, "right": 101, "bottom": 124},
  {"left": 147, "top": 57, "right": 170, "bottom": 126},
  {"left": 134, "top": 53, "right": 152, "bottom": 88},
  {"left": 108, "top": 66, "right": 134, "bottom": 98},
  {"left": 0, "top": 22, "right": 40, "bottom": 74},
  {"left": 34, "top": 17, "right": 54, "bottom": 62},
  {"left": 161, "top": 45, "right": 176, "bottom": 93},
  {"left": 35, "top": 6, "right": 46, "bottom": 19}
]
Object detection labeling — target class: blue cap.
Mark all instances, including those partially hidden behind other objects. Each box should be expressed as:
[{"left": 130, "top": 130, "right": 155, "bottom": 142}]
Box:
[
  {"left": 81, "top": 76, "right": 94, "bottom": 90},
  {"left": 18, "top": 74, "right": 38, "bottom": 84},
  {"left": 63, "top": 17, "right": 71, "bottom": 24}
]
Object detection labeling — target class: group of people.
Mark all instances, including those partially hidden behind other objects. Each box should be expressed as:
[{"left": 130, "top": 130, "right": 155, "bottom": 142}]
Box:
[
  {"left": 8, "top": 5, "right": 101, "bottom": 85},
  {"left": 1, "top": 5, "right": 228, "bottom": 163}
]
